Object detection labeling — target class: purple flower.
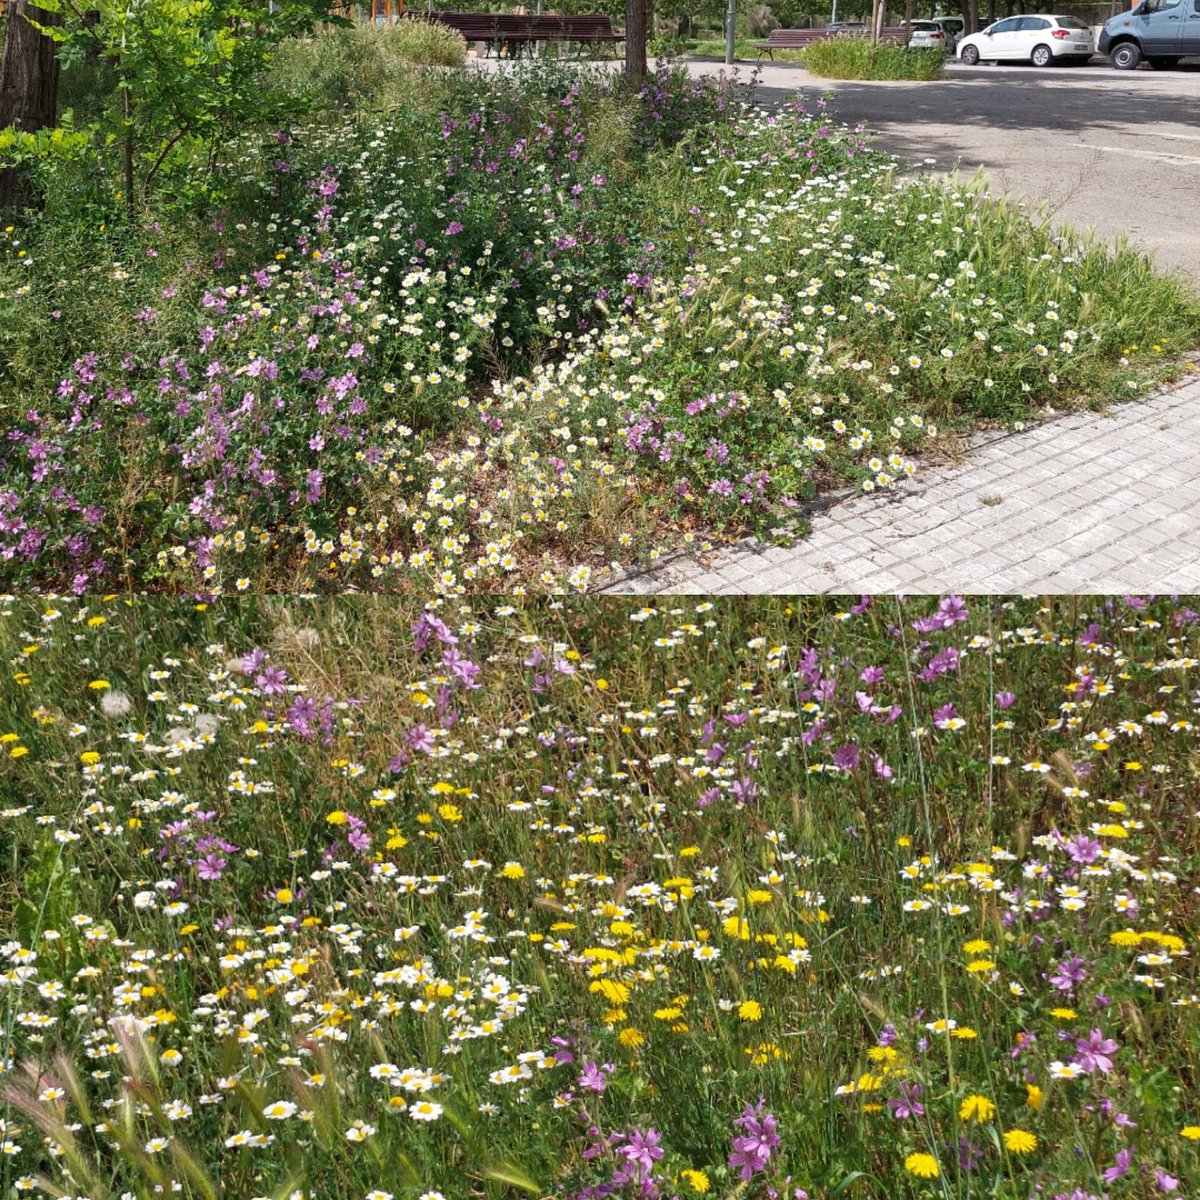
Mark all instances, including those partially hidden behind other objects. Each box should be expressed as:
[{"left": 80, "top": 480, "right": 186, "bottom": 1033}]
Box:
[
  {"left": 408, "top": 723, "right": 435, "bottom": 755},
  {"left": 195, "top": 853, "right": 227, "bottom": 881},
  {"left": 1074, "top": 1028, "right": 1119, "bottom": 1075},
  {"left": 578, "top": 1060, "right": 612, "bottom": 1094},
  {"left": 1048, "top": 955, "right": 1088, "bottom": 993},
  {"left": 957, "top": 1135, "right": 984, "bottom": 1171},
  {"left": 933, "top": 702, "right": 959, "bottom": 729},
  {"left": 1102, "top": 1147, "right": 1133, "bottom": 1183},
  {"left": 887, "top": 1081, "right": 924, "bottom": 1120},
  {"left": 1063, "top": 834, "right": 1103, "bottom": 865},
  {"left": 242, "top": 647, "right": 268, "bottom": 674},
  {"left": 832, "top": 744, "right": 861, "bottom": 772},
  {"left": 1155, "top": 1170, "right": 1180, "bottom": 1192},
  {"left": 619, "top": 1127, "right": 663, "bottom": 1176},
  {"left": 728, "top": 1098, "right": 781, "bottom": 1182},
  {"left": 255, "top": 665, "right": 289, "bottom": 696},
  {"left": 995, "top": 690, "right": 1016, "bottom": 709},
  {"left": 286, "top": 696, "right": 319, "bottom": 737}
]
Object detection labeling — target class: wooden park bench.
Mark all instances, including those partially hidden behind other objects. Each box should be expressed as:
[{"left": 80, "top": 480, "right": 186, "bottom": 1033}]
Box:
[
  {"left": 411, "top": 11, "right": 623, "bottom": 58},
  {"left": 753, "top": 25, "right": 911, "bottom": 59}
]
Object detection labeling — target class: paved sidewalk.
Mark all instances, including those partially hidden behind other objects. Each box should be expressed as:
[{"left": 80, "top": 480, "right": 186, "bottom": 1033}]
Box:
[{"left": 602, "top": 375, "right": 1200, "bottom": 594}]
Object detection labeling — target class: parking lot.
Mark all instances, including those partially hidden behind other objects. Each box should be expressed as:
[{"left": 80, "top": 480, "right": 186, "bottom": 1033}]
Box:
[{"left": 687, "top": 57, "right": 1200, "bottom": 281}]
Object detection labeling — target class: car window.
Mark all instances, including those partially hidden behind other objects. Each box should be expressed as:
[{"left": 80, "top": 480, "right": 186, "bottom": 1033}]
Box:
[
  {"left": 989, "top": 17, "right": 1022, "bottom": 32},
  {"left": 1054, "top": 16, "right": 1090, "bottom": 28},
  {"left": 1141, "top": 0, "right": 1181, "bottom": 10},
  {"left": 1018, "top": 17, "right": 1051, "bottom": 29},
  {"left": 912, "top": 21, "right": 938, "bottom": 29}
]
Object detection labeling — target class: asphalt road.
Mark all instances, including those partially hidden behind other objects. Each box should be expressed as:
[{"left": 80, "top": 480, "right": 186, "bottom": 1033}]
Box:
[{"left": 685, "top": 57, "right": 1200, "bottom": 283}]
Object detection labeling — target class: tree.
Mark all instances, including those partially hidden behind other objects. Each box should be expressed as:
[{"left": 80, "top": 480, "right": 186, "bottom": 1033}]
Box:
[
  {"left": 30, "top": 0, "right": 334, "bottom": 213},
  {"left": 0, "top": 0, "right": 63, "bottom": 208},
  {"left": 625, "top": 0, "right": 648, "bottom": 83}
]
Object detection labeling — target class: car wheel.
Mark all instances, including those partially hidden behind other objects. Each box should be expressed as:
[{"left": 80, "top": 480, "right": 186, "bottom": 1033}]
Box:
[
  {"left": 1110, "top": 41, "right": 1141, "bottom": 69},
  {"left": 1030, "top": 44, "right": 1053, "bottom": 67},
  {"left": 960, "top": 44, "right": 980, "bottom": 65}
]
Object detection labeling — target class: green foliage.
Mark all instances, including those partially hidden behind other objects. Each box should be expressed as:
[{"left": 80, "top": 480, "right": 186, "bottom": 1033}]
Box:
[
  {"left": 29, "top": 0, "right": 338, "bottom": 209},
  {"left": 266, "top": 21, "right": 466, "bottom": 111},
  {"left": 803, "top": 38, "right": 947, "bottom": 78},
  {"left": 0, "top": 120, "right": 91, "bottom": 167}
]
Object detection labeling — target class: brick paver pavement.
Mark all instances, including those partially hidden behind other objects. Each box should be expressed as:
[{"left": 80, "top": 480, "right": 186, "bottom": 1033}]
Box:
[{"left": 601, "top": 375, "right": 1200, "bottom": 595}]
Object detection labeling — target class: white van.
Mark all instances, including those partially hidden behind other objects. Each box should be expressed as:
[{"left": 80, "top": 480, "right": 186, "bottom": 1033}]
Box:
[{"left": 1098, "top": 0, "right": 1200, "bottom": 68}]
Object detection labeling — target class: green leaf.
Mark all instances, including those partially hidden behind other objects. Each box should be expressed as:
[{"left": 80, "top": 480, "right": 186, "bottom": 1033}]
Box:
[{"left": 482, "top": 1162, "right": 542, "bottom": 1194}]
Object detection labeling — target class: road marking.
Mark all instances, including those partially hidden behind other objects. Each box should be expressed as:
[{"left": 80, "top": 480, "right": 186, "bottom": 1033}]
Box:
[{"left": 1082, "top": 143, "right": 1200, "bottom": 166}]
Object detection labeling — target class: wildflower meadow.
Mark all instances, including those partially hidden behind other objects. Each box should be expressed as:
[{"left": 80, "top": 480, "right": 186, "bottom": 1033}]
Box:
[
  {"left": 2, "top": 50, "right": 1198, "bottom": 594},
  {"left": 1, "top": 593, "right": 1199, "bottom": 1200}
]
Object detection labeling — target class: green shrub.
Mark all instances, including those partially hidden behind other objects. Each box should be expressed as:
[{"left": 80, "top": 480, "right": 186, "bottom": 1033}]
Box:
[
  {"left": 803, "top": 37, "right": 945, "bottom": 79},
  {"left": 387, "top": 16, "right": 468, "bottom": 67},
  {"left": 267, "top": 21, "right": 465, "bottom": 111}
]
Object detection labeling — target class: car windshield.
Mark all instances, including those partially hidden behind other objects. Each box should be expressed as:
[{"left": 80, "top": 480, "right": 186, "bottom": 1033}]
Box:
[
  {"left": 1054, "top": 15, "right": 1090, "bottom": 28},
  {"left": 912, "top": 21, "right": 938, "bottom": 28}
]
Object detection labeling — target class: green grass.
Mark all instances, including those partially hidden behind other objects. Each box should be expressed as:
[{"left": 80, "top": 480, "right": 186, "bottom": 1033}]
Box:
[
  {"left": 802, "top": 38, "right": 947, "bottom": 79},
  {"left": 267, "top": 20, "right": 466, "bottom": 110},
  {"left": 2, "top": 594, "right": 1200, "bottom": 1200}
]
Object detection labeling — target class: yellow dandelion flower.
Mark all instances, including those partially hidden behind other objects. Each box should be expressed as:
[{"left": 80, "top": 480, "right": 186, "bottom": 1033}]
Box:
[
  {"left": 88, "top": 680, "right": 110, "bottom": 690},
  {"left": 738, "top": 1000, "right": 763, "bottom": 1021},
  {"left": 618, "top": 1027, "right": 644, "bottom": 1048},
  {"left": 950, "top": 1027, "right": 978, "bottom": 1040},
  {"left": 959, "top": 1094, "right": 996, "bottom": 1123},
  {"left": 325, "top": 810, "right": 348, "bottom": 825},
  {"left": 904, "top": 1153, "right": 939, "bottom": 1179},
  {"left": 1181, "top": 1125, "right": 1200, "bottom": 1140},
  {"left": 679, "top": 1169, "right": 709, "bottom": 1193},
  {"left": 1025, "top": 1084, "right": 1044, "bottom": 1110},
  {"left": 1049, "top": 1008, "right": 1077, "bottom": 1020},
  {"left": 1004, "top": 1129, "right": 1037, "bottom": 1154},
  {"left": 1110, "top": 930, "right": 1142, "bottom": 947},
  {"left": 275, "top": 888, "right": 294, "bottom": 904}
]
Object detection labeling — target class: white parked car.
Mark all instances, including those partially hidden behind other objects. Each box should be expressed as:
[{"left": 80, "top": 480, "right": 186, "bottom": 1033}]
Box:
[
  {"left": 958, "top": 14, "right": 1095, "bottom": 66},
  {"left": 931, "top": 16, "right": 965, "bottom": 47},
  {"left": 905, "top": 19, "right": 951, "bottom": 50}
]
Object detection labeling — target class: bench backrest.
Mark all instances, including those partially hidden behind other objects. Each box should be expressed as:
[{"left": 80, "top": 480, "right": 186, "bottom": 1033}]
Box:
[{"left": 413, "top": 10, "right": 616, "bottom": 38}]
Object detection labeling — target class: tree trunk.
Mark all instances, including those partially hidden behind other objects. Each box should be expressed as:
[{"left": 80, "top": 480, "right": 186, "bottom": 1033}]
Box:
[
  {"left": 0, "top": 0, "right": 62, "bottom": 209},
  {"left": 625, "top": 0, "right": 648, "bottom": 84}
]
